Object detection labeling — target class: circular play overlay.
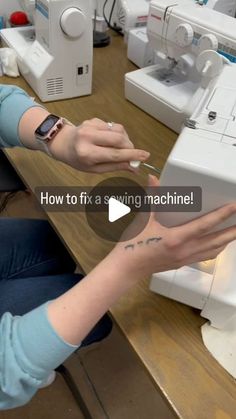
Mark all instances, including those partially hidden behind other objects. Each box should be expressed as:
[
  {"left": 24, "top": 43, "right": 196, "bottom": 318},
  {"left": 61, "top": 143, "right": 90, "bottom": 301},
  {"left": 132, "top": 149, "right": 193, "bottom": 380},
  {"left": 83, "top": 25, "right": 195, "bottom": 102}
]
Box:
[{"left": 85, "top": 177, "right": 150, "bottom": 242}]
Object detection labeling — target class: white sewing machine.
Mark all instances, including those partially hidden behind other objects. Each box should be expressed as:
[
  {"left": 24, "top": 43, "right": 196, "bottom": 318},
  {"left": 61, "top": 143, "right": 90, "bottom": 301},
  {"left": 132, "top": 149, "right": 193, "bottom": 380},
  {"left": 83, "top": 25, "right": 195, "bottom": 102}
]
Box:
[
  {"left": 125, "top": 0, "right": 236, "bottom": 132},
  {"left": 127, "top": 0, "right": 236, "bottom": 68},
  {"left": 19, "top": 0, "right": 36, "bottom": 23},
  {"left": 0, "top": 0, "right": 93, "bottom": 102},
  {"left": 106, "top": 0, "right": 150, "bottom": 38},
  {"left": 145, "top": 3, "right": 236, "bottom": 329},
  {"left": 150, "top": 63, "right": 236, "bottom": 328}
]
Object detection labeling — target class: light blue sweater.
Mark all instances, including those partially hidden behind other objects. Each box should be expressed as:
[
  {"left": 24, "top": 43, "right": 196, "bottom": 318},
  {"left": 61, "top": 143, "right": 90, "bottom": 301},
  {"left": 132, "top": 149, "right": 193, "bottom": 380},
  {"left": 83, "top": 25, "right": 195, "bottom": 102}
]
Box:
[{"left": 0, "top": 85, "right": 79, "bottom": 409}]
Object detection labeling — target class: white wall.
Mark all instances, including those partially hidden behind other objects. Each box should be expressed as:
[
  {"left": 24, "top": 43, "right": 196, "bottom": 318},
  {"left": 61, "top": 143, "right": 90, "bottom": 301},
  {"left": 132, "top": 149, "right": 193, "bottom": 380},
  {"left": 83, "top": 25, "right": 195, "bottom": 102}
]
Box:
[{"left": 0, "top": 0, "right": 22, "bottom": 17}]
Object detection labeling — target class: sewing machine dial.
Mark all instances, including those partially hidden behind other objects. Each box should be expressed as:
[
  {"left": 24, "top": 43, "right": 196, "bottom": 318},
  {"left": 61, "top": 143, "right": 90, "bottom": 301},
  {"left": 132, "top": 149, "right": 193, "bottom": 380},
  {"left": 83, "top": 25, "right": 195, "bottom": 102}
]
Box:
[
  {"left": 60, "top": 7, "right": 86, "bottom": 38},
  {"left": 198, "top": 34, "right": 218, "bottom": 52},
  {"left": 175, "top": 24, "right": 194, "bottom": 47}
]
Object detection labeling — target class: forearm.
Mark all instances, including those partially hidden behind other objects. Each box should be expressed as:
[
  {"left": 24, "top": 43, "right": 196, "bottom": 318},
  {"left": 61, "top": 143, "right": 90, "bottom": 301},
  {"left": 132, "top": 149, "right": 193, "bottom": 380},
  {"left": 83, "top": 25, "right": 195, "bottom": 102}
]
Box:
[
  {"left": 47, "top": 247, "right": 140, "bottom": 345},
  {"left": 0, "top": 85, "right": 44, "bottom": 148}
]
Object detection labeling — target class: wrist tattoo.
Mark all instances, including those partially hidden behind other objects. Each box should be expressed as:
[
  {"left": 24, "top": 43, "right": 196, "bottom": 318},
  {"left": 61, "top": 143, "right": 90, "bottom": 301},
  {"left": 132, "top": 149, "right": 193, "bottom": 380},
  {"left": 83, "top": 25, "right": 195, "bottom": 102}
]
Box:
[{"left": 124, "top": 237, "right": 162, "bottom": 251}]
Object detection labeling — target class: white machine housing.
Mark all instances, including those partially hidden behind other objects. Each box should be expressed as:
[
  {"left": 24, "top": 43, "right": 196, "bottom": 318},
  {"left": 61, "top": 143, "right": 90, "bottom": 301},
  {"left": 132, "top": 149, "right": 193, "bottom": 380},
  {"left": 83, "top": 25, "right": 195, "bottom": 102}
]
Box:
[
  {"left": 125, "top": 0, "right": 236, "bottom": 132},
  {"left": 109, "top": 0, "right": 150, "bottom": 38},
  {"left": 19, "top": 0, "right": 36, "bottom": 23},
  {"left": 0, "top": 0, "right": 93, "bottom": 102},
  {"left": 150, "top": 63, "right": 236, "bottom": 329},
  {"left": 127, "top": 0, "right": 236, "bottom": 68},
  {"left": 127, "top": 27, "right": 154, "bottom": 68},
  {"left": 204, "top": 0, "right": 236, "bottom": 16}
]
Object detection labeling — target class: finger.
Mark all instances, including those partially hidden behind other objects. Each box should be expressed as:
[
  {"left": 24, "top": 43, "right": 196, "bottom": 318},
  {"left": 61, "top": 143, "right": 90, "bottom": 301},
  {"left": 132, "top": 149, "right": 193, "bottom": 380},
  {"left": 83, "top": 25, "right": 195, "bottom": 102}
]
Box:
[
  {"left": 196, "top": 225, "right": 236, "bottom": 252},
  {"left": 79, "top": 127, "right": 134, "bottom": 149},
  {"left": 148, "top": 174, "right": 160, "bottom": 188},
  {"left": 176, "top": 203, "right": 236, "bottom": 241},
  {"left": 91, "top": 161, "right": 136, "bottom": 173},
  {"left": 83, "top": 118, "right": 124, "bottom": 133},
  {"left": 145, "top": 175, "right": 160, "bottom": 223},
  {"left": 185, "top": 245, "right": 226, "bottom": 266},
  {"left": 95, "top": 131, "right": 134, "bottom": 149},
  {"left": 92, "top": 146, "right": 150, "bottom": 164},
  {"left": 82, "top": 119, "right": 133, "bottom": 147}
]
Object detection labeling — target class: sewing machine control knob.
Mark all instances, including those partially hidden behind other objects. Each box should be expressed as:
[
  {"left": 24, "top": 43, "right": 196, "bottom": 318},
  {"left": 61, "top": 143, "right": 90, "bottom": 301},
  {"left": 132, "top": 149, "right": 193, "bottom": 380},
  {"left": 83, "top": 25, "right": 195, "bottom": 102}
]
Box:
[
  {"left": 60, "top": 7, "right": 86, "bottom": 38},
  {"left": 198, "top": 34, "right": 218, "bottom": 53},
  {"left": 175, "top": 24, "right": 194, "bottom": 47}
]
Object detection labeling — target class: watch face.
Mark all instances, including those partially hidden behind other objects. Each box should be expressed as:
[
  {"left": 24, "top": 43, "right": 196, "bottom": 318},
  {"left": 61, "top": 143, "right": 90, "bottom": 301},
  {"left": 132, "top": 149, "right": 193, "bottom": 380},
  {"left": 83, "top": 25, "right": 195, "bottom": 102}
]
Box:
[{"left": 35, "top": 114, "right": 60, "bottom": 136}]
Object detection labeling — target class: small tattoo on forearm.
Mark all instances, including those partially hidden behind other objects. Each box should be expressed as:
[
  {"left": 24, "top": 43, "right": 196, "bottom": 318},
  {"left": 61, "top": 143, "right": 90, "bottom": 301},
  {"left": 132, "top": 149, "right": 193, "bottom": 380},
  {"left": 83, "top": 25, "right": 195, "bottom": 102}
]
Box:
[
  {"left": 125, "top": 244, "right": 135, "bottom": 251},
  {"left": 146, "top": 237, "right": 162, "bottom": 245},
  {"left": 124, "top": 237, "right": 162, "bottom": 251}
]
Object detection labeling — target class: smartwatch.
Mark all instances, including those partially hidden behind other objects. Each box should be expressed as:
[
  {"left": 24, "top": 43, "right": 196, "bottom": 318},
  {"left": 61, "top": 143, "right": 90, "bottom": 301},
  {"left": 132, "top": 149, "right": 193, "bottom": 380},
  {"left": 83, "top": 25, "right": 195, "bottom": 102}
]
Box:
[{"left": 35, "top": 114, "right": 66, "bottom": 155}]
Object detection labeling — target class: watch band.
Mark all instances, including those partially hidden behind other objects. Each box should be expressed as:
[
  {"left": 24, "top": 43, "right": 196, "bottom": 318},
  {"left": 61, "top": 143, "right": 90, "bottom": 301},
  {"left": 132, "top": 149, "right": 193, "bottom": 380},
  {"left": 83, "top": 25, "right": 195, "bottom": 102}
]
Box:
[{"left": 35, "top": 116, "right": 73, "bottom": 157}]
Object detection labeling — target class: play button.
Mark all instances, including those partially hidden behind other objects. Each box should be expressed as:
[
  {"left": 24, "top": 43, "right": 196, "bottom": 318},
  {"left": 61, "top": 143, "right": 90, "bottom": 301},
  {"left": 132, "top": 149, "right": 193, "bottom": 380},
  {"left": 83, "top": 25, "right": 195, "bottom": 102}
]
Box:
[
  {"left": 108, "top": 198, "right": 131, "bottom": 222},
  {"left": 85, "top": 177, "right": 150, "bottom": 242}
]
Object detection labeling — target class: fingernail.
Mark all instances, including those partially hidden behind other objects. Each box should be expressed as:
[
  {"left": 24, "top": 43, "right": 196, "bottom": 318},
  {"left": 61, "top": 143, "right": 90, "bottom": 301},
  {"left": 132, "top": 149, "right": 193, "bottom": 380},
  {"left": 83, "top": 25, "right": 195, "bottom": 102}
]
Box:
[{"left": 140, "top": 151, "right": 150, "bottom": 160}]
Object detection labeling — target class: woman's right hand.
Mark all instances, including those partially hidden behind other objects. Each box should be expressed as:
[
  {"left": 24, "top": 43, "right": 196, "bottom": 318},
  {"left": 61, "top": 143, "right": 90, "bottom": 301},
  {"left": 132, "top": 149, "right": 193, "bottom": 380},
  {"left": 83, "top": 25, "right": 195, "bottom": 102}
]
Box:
[
  {"left": 48, "top": 176, "right": 236, "bottom": 347},
  {"left": 113, "top": 175, "right": 236, "bottom": 282}
]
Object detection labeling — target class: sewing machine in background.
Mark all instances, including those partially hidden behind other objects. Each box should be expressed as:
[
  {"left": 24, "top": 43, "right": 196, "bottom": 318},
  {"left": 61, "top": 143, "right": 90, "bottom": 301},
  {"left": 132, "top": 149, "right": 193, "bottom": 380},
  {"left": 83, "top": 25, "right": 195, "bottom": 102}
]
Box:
[
  {"left": 19, "top": 0, "right": 35, "bottom": 23},
  {"left": 127, "top": 0, "right": 236, "bottom": 68},
  {"left": 0, "top": 0, "right": 93, "bottom": 102},
  {"left": 90, "top": 0, "right": 150, "bottom": 41},
  {"left": 125, "top": 0, "right": 236, "bottom": 132},
  {"left": 109, "top": 0, "right": 150, "bottom": 39},
  {"left": 129, "top": 0, "right": 236, "bottom": 329},
  {"left": 198, "top": 0, "right": 236, "bottom": 15}
]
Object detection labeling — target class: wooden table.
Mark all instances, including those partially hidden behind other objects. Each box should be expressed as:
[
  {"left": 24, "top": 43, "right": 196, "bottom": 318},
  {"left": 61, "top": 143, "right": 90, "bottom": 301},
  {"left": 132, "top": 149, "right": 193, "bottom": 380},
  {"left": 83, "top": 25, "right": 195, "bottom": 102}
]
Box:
[{"left": 2, "top": 32, "right": 236, "bottom": 419}]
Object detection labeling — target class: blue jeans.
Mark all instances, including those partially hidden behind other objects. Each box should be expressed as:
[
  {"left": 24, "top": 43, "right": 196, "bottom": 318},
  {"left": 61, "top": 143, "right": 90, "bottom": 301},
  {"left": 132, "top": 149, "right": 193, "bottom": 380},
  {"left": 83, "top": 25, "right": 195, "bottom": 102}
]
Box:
[{"left": 0, "top": 218, "right": 112, "bottom": 346}]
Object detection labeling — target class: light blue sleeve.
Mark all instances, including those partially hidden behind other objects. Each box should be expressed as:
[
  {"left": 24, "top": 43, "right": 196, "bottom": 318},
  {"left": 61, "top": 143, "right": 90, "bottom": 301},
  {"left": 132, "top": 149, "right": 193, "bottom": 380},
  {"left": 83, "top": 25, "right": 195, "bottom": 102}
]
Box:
[
  {"left": 0, "top": 84, "right": 41, "bottom": 147},
  {"left": 0, "top": 303, "right": 79, "bottom": 410}
]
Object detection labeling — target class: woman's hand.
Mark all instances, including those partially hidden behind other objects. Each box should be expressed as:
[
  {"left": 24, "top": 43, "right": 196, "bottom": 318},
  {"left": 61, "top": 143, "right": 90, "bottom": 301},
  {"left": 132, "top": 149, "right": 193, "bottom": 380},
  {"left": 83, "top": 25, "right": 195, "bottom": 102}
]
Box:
[
  {"left": 113, "top": 175, "right": 236, "bottom": 281},
  {"left": 51, "top": 118, "right": 150, "bottom": 173},
  {"left": 19, "top": 109, "right": 150, "bottom": 173}
]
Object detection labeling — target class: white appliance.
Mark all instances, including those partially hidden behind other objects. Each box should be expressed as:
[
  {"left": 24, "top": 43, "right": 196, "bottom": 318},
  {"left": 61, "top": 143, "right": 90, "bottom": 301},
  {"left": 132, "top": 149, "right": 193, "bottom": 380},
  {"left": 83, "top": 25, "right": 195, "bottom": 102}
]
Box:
[
  {"left": 150, "top": 57, "right": 236, "bottom": 329},
  {"left": 0, "top": 0, "right": 93, "bottom": 102},
  {"left": 109, "top": 0, "right": 150, "bottom": 38},
  {"left": 127, "top": 27, "right": 154, "bottom": 68},
  {"left": 202, "top": 0, "right": 236, "bottom": 16},
  {"left": 127, "top": 0, "right": 236, "bottom": 68},
  {"left": 125, "top": 0, "right": 236, "bottom": 132},
  {"left": 19, "top": 0, "right": 36, "bottom": 23}
]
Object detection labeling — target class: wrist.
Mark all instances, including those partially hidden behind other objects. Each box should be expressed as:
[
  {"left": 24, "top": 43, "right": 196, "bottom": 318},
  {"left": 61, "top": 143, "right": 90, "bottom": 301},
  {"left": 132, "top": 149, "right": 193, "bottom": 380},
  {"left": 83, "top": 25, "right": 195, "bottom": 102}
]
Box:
[
  {"left": 19, "top": 107, "right": 76, "bottom": 160},
  {"left": 19, "top": 107, "right": 50, "bottom": 149},
  {"left": 107, "top": 244, "right": 148, "bottom": 285},
  {"left": 46, "top": 123, "right": 76, "bottom": 161}
]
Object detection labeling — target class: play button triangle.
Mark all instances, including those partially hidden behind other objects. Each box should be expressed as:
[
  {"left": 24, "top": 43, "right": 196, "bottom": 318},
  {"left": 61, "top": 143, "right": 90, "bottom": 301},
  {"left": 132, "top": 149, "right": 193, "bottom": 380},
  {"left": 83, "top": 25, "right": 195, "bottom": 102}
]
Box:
[{"left": 108, "top": 197, "right": 131, "bottom": 223}]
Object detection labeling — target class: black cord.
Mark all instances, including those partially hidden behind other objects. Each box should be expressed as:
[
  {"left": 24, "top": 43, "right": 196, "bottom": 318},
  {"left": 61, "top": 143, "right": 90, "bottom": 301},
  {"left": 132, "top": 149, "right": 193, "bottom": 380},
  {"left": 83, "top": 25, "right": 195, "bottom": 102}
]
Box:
[
  {"left": 109, "top": 0, "right": 116, "bottom": 24},
  {"left": 103, "top": 0, "right": 123, "bottom": 34}
]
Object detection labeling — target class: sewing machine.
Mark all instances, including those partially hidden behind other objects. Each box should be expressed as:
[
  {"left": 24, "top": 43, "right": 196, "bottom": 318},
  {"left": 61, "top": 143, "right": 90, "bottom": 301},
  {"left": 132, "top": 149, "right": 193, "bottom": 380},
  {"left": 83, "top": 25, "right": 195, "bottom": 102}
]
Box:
[
  {"left": 143, "top": 2, "right": 236, "bottom": 329},
  {"left": 127, "top": 0, "right": 236, "bottom": 68},
  {"left": 0, "top": 0, "right": 93, "bottom": 102},
  {"left": 150, "top": 63, "right": 236, "bottom": 328},
  {"left": 106, "top": 0, "right": 150, "bottom": 39},
  {"left": 19, "top": 0, "right": 35, "bottom": 23},
  {"left": 125, "top": 0, "right": 236, "bottom": 132}
]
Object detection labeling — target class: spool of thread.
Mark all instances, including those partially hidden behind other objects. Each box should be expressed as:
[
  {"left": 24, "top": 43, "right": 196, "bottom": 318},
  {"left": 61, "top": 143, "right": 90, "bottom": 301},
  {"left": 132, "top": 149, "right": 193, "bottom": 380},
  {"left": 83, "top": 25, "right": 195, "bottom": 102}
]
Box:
[{"left": 10, "top": 11, "right": 29, "bottom": 27}]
